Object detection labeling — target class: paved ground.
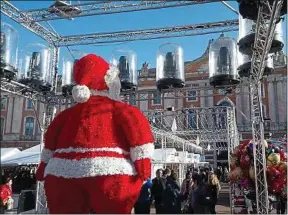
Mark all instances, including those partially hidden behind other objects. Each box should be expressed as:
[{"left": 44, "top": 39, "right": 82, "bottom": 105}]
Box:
[{"left": 215, "top": 183, "right": 231, "bottom": 214}]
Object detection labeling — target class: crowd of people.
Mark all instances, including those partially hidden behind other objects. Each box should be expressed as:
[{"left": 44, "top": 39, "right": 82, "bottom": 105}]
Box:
[
  {"left": 0, "top": 167, "right": 37, "bottom": 214},
  {"left": 1, "top": 166, "right": 37, "bottom": 193},
  {"left": 216, "top": 166, "right": 229, "bottom": 183},
  {"left": 134, "top": 167, "right": 221, "bottom": 214}
]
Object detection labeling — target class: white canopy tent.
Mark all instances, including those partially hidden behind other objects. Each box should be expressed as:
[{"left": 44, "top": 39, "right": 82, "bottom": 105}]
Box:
[
  {"left": 1, "top": 145, "right": 42, "bottom": 166},
  {"left": 152, "top": 148, "right": 180, "bottom": 163},
  {"left": 1, "top": 148, "right": 21, "bottom": 161}
]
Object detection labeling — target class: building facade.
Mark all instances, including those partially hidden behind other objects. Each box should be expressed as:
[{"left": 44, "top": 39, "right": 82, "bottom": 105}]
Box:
[{"left": 1, "top": 41, "right": 287, "bottom": 167}]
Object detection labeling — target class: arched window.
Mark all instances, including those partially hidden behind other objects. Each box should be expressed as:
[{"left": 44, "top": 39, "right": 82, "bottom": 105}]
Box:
[
  {"left": 218, "top": 100, "right": 233, "bottom": 107},
  {"left": 129, "top": 94, "right": 136, "bottom": 106},
  {"left": 216, "top": 99, "right": 234, "bottom": 129},
  {"left": 151, "top": 112, "right": 162, "bottom": 128},
  {"left": 24, "top": 117, "right": 35, "bottom": 136},
  {"left": 0, "top": 117, "right": 4, "bottom": 140},
  {"left": 188, "top": 109, "right": 198, "bottom": 129},
  {"left": 1, "top": 97, "right": 7, "bottom": 110},
  {"left": 152, "top": 92, "right": 161, "bottom": 105},
  {"left": 26, "top": 99, "right": 33, "bottom": 110}
]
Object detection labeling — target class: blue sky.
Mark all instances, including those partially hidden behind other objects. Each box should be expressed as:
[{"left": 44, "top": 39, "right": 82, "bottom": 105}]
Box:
[{"left": 1, "top": 1, "right": 287, "bottom": 74}]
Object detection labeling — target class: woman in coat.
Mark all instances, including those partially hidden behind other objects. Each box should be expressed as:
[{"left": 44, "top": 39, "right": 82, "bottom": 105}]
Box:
[
  {"left": 162, "top": 172, "right": 181, "bottom": 214},
  {"left": 180, "top": 171, "right": 193, "bottom": 200},
  {"left": 134, "top": 179, "right": 153, "bottom": 214},
  {"left": 207, "top": 173, "right": 221, "bottom": 214},
  {"left": 190, "top": 173, "right": 210, "bottom": 214}
]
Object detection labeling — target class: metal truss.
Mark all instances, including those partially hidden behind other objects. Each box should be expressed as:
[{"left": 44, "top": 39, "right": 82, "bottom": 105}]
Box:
[
  {"left": 248, "top": 0, "right": 284, "bottom": 214},
  {"left": 22, "top": 0, "right": 221, "bottom": 22},
  {"left": 0, "top": 79, "right": 46, "bottom": 102},
  {"left": 1, "top": 1, "right": 237, "bottom": 47},
  {"left": 0, "top": 0, "right": 58, "bottom": 45},
  {"left": 56, "top": 19, "right": 238, "bottom": 46},
  {"left": 0, "top": 2, "right": 239, "bottom": 48},
  {"left": 226, "top": 107, "right": 240, "bottom": 213},
  {"left": 151, "top": 126, "right": 203, "bottom": 154},
  {"left": 36, "top": 105, "right": 56, "bottom": 214},
  {"left": 144, "top": 106, "right": 238, "bottom": 151},
  {"left": 46, "top": 83, "right": 250, "bottom": 105},
  {"left": 1, "top": 78, "right": 253, "bottom": 105}
]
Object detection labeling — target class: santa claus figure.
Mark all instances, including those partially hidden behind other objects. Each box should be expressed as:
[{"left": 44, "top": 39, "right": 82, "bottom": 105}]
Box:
[{"left": 36, "top": 54, "right": 154, "bottom": 214}]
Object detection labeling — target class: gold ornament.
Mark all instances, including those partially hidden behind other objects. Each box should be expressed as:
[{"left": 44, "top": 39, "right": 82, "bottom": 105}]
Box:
[
  {"left": 267, "top": 153, "right": 281, "bottom": 166},
  {"left": 249, "top": 166, "right": 255, "bottom": 180}
]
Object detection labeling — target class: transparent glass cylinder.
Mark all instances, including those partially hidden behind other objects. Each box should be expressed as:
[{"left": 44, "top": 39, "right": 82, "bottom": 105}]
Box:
[
  {"left": 209, "top": 34, "right": 239, "bottom": 86},
  {"left": 238, "top": 15, "right": 284, "bottom": 55},
  {"left": 19, "top": 43, "right": 53, "bottom": 88},
  {"left": 156, "top": 43, "right": 185, "bottom": 89},
  {"left": 17, "top": 49, "right": 26, "bottom": 80},
  {"left": 1, "top": 22, "right": 19, "bottom": 77},
  {"left": 61, "top": 56, "right": 74, "bottom": 86},
  {"left": 60, "top": 50, "right": 86, "bottom": 96},
  {"left": 111, "top": 49, "right": 138, "bottom": 90}
]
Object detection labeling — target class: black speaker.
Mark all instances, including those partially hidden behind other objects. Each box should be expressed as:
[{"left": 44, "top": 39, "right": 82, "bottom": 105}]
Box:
[{"left": 17, "top": 190, "right": 36, "bottom": 214}]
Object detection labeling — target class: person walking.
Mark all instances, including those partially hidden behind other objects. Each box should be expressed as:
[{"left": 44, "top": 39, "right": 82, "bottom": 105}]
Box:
[
  {"left": 191, "top": 174, "right": 211, "bottom": 214},
  {"left": 217, "top": 166, "right": 222, "bottom": 183},
  {"left": 223, "top": 167, "right": 228, "bottom": 182},
  {"left": 134, "top": 179, "right": 153, "bottom": 214},
  {"left": 162, "top": 172, "right": 181, "bottom": 214},
  {"left": 180, "top": 171, "right": 193, "bottom": 201},
  {"left": 207, "top": 173, "right": 221, "bottom": 214},
  {"left": 151, "top": 169, "right": 165, "bottom": 214}
]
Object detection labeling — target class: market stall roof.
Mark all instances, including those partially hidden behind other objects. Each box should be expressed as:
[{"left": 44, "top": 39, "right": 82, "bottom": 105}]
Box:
[
  {"left": 152, "top": 148, "right": 178, "bottom": 162},
  {"left": 23, "top": 144, "right": 43, "bottom": 153},
  {"left": 1, "top": 152, "right": 40, "bottom": 166},
  {"left": 1, "top": 145, "right": 43, "bottom": 166},
  {"left": 1, "top": 148, "right": 21, "bottom": 161}
]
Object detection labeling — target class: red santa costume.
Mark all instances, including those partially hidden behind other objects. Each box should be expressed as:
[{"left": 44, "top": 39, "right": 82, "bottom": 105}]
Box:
[{"left": 36, "top": 54, "right": 154, "bottom": 214}]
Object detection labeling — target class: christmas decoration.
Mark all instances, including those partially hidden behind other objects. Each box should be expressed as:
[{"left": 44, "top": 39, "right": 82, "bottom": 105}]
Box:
[
  {"left": 229, "top": 138, "right": 287, "bottom": 213},
  {"left": 267, "top": 153, "right": 281, "bottom": 166},
  {"left": 36, "top": 54, "right": 154, "bottom": 214}
]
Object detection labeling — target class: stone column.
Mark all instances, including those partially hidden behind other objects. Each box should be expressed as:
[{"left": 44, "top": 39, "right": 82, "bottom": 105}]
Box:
[
  {"left": 208, "top": 89, "right": 214, "bottom": 107},
  {"left": 236, "top": 86, "right": 242, "bottom": 124},
  {"left": 267, "top": 76, "right": 276, "bottom": 122},
  {"left": 200, "top": 84, "right": 205, "bottom": 107},
  {"left": 276, "top": 77, "right": 285, "bottom": 122}
]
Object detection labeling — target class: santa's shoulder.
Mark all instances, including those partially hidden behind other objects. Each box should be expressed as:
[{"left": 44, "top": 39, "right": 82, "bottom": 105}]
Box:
[{"left": 114, "top": 102, "right": 146, "bottom": 119}]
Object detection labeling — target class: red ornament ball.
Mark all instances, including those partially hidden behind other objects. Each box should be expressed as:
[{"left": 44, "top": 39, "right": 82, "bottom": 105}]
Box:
[
  {"left": 277, "top": 162, "right": 287, "bottom": 174},
  {"left": 266, "top": 166, "right": 281, "bottom": 180},
  {"left": 270, "top": 179, "right": 283, "bottom": 194},
  {"left": 232, "top": 146, "right": 241, "bottom": 158},
  {"left": 279, "top": 151, "right": 287, "bottom": 162},
  {"left": 240, "top": 154, "right": 250, "bottom": 169}
]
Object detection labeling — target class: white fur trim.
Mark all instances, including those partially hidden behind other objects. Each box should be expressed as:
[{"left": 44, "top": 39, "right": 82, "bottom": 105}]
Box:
[
  {"left": 72, "top": 85, "right": 91, "bottom": 103},
  {"left": 130, "top": 143, "right": 154, "bottom": 162},
  {"left": 44, "top": 157, "right": 137, "bottom": 178},
  {"left": 104, "top": 65, "right": 122, "bottom": 101},
  {"left": 40, "top": 148, "right": 54, "bottom": 164},
  {"left": 104, "top": 65, "right": 120, "bottom": 86},
  {"left": 54, "top": 147, "right": 129, "bottom": 155}
]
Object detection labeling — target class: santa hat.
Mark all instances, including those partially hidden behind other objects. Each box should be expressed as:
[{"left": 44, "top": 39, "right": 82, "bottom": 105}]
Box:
[{"left": 71, "top": 54, "right": 120, "bottom": 103}]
